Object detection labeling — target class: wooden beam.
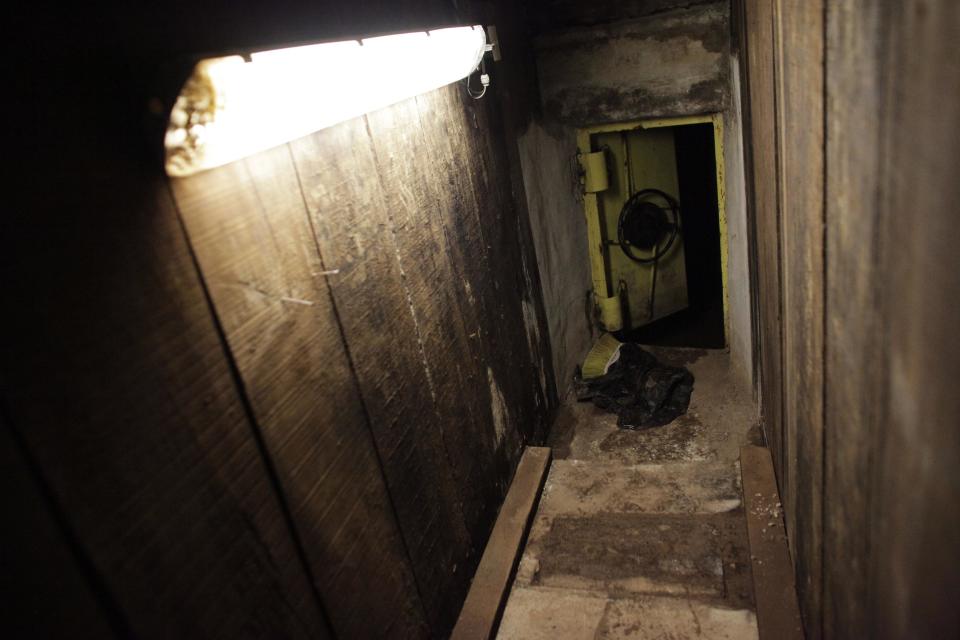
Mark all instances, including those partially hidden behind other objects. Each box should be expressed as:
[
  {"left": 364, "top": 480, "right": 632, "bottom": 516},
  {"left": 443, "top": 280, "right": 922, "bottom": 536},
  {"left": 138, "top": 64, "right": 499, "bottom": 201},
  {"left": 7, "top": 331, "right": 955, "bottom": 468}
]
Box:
[
  {"left": 774, "top": 1, "right": 825, "bottom": 635},
  {"left": 742, "top": 0, "right": 785, "bottom": 482},
  {"left": 823, "top": 2, "right": 888, "bottom": 636},
  {"left": 740, "top": 445, "right": 803, "bottom": 640},
  {"left": 451, "top": 447, "right": 552, "bottom": 640}
]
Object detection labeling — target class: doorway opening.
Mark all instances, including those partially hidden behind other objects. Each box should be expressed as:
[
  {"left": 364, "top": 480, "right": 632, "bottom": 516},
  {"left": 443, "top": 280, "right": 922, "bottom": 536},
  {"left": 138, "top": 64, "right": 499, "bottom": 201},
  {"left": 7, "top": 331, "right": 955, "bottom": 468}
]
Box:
[{"left": 578, "top": 115, "right": 727, "bottom": 349}]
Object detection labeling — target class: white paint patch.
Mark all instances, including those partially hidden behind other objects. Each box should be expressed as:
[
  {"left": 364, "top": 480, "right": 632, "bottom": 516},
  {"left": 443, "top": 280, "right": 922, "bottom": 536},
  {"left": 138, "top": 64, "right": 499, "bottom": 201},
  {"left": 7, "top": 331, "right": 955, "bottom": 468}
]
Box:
[
  {"left": 705, "top": 498, "right": 744, "bottom": 513},
  {"left": 487, "top": 366, "right": 508, "bottom": 449}
]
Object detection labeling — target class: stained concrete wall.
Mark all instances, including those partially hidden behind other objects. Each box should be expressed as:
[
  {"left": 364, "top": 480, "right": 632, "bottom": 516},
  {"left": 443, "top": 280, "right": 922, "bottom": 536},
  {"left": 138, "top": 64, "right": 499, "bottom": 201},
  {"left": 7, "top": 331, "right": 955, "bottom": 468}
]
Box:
[
  {"left": 529, "top": 0, "right": 730, "bottom": 33},
  {"left": 519, "top": 1, "right": 754, "bottom": 394},
  {"left": 535, "top": 3, "right": 730, "bottom": 124},
  {"left": 518, "top": 122, "right": 596, "bottom": 393}
]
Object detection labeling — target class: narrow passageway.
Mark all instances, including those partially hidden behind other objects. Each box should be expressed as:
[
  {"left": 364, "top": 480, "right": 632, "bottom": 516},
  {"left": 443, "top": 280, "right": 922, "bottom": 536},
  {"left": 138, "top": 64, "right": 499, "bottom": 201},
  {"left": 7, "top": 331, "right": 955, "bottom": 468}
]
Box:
[
  {"left": 499, "top": 348, "right": 761, "bottom": 638},
  {"left": 7, "top": 1, "right": 959, "bottom": 637}
]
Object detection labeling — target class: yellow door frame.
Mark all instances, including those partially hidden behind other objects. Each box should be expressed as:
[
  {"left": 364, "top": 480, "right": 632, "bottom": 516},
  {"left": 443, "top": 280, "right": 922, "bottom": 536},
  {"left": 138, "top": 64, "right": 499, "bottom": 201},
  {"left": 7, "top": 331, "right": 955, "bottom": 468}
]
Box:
[{"left": 577, "top": 113, "right": 728, "bottom": 344}]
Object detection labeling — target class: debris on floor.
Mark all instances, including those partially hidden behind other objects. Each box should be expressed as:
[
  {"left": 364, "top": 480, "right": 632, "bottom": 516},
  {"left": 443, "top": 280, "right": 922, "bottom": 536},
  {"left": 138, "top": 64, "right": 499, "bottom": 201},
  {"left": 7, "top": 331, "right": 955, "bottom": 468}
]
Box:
[
  {"left": 574, "top": 343, "right": 694, "bottom": 430},
  {"left": 499, "top": 349, "right": 759, "bottom": 639}
]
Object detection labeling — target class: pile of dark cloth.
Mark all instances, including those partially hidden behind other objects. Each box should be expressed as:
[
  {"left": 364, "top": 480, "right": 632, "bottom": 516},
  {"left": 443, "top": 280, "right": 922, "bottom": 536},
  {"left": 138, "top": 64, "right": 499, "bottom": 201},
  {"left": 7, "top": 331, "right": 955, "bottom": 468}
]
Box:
[{"left": 575, "top": 343, "right": 694, "bottom": 430}]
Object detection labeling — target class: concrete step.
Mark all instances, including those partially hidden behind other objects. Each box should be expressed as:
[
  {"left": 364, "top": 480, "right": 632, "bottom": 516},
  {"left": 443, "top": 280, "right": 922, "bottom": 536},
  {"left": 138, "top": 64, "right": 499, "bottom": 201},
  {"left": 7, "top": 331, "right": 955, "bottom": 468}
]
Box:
[
  {"left": 508, "top": 459, "right": 753, "bottom": 604},
  {"left": 514, "top": 510, "right": 753, "bottom": 604},
  {"left": 537, "top": 459, "right": 742, "bottom": 517},
  {"left": 497, "top": 587, "right": 758, "bottom": 640}
]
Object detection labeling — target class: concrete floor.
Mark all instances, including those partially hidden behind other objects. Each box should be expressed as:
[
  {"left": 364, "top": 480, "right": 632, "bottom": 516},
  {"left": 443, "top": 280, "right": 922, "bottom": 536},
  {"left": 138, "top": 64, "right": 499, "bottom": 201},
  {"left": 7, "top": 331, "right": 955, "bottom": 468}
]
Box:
[{"left": 498, "top": 347, "right": 763, "bottom": 639}]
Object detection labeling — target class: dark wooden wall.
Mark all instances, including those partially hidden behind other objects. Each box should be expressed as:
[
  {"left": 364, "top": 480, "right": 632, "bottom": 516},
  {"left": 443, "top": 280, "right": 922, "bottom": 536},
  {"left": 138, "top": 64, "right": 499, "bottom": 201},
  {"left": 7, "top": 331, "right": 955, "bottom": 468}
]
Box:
[
  {"left": 737, "top": 0, "right": 960, "bottom": 638},
  {"left": 2, "top": 1, "right": 554, "bottom": 637}
]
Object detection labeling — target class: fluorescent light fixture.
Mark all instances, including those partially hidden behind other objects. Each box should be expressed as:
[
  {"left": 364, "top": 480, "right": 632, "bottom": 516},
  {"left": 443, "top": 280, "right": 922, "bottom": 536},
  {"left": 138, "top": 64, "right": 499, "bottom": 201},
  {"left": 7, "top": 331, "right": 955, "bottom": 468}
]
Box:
[{"left": 165, "top": 26, "right": 488, "bottom": 177}]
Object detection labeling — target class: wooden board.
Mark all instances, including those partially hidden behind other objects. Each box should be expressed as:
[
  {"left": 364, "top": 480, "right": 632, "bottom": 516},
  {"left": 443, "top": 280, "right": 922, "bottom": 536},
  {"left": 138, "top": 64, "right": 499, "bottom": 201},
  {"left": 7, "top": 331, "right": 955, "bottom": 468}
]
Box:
[
  {"left": 742, "top": 0, "right": 785, "bottom": 485},
  {"left": 773, "top": 1, "right": 825, "bottom": 636},
  {"left": 171, "top": 146, "right": 428, "bottom": 639},
  {"left": 0, "top": 416, "right": 118, "bottom": 639},
  {"left": 365, "top": 94, "right": 506, "bottom": 551},
  {"left": 450, "top": 82, "right": 555, "bottom": 451},
  {"left": 870, "top": 3, "right": 960, "bottom": 638},
  {"left": 451, "top": 446, "right": 552, "bottom": 640},
  {"left": 0, "top": 159, "right": 332, "bottom": 638},
  {"left": 289, "top": 116, "right": 475, "bottom": 635},
  {"left": 823, "top": 2, "right": 887, "bottom": 637},
  {"left": 740, "top": 446, "right": 803, "bottom": 640}
]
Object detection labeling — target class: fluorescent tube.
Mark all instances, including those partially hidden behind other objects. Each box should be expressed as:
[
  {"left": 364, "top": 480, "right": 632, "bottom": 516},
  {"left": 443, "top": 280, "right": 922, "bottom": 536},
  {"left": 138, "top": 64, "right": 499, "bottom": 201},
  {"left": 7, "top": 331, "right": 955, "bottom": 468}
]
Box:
[{"left": 165, "top": 26, "right": 487, "bottom": 176}]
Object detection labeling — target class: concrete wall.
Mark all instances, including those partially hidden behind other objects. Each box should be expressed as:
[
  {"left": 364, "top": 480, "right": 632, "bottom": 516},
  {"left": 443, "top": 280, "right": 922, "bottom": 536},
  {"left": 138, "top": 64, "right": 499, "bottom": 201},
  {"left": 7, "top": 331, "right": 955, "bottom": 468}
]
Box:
[
  {"left": 519, "top": 0, "right": 754, "bottom": 393},
  {"left": 517, "top": 122, "right": 596, "bottom": 392},
  {"left": 535, "top": 3, "right": 730, "bottom": 124},
  {"left": 529, "top": 0, "right": 730, "bottom": 32}
]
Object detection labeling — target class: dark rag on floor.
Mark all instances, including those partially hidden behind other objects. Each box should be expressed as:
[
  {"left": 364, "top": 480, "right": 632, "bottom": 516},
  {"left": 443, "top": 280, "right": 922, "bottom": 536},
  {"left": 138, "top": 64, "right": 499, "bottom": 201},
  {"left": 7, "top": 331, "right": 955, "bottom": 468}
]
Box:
[{"left": 574, "top": 343, "right": 694, "bottom": 430}]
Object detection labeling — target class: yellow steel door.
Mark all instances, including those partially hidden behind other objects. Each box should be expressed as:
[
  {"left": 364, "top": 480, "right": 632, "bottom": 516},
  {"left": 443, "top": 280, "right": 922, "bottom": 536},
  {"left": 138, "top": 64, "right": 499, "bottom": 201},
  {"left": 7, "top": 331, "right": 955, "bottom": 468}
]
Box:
[{"left": 593, "top": 127, "right": 688, "bottom": 329}]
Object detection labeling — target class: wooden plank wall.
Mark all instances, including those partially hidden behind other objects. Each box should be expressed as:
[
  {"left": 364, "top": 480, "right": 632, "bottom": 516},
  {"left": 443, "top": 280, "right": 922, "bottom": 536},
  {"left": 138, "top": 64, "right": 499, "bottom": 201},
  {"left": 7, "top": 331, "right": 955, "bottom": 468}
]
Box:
[
  {"left": 773, "top": 1, "right": 824, "bottom": 636},
  {"left": 738, "top": 0, "right": 960, "bottom": 638},
  {"left": 873, "top": 4, "right": 960, "bottom": 637},
  {"left": 3, "top": 1, "right": 555, "bottom": 637},
  {"left": 821, "top": 2, "right": 886, "bottom": 637},
  {"left": 170, "top": 147, "right": 430, "bottom": 638},
  {"left": 742, "top": 0, "right": 784, "bottom": 494},
  {"left": 0, "top": 414, "right": 119, "bottom": 638},
  {"left": 2, "top": 140, "right": 335, "bottom": 640}
]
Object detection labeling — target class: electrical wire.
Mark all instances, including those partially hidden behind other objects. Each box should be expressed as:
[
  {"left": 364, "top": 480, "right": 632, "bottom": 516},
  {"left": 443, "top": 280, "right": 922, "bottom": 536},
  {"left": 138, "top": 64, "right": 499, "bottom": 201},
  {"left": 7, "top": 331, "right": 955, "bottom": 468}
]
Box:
[
  {"left": 466, "top": 80, "right": 487, "bottom": 99},
  {"left": 466, "top": 60, "right": 489, "bottom": 99}
]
